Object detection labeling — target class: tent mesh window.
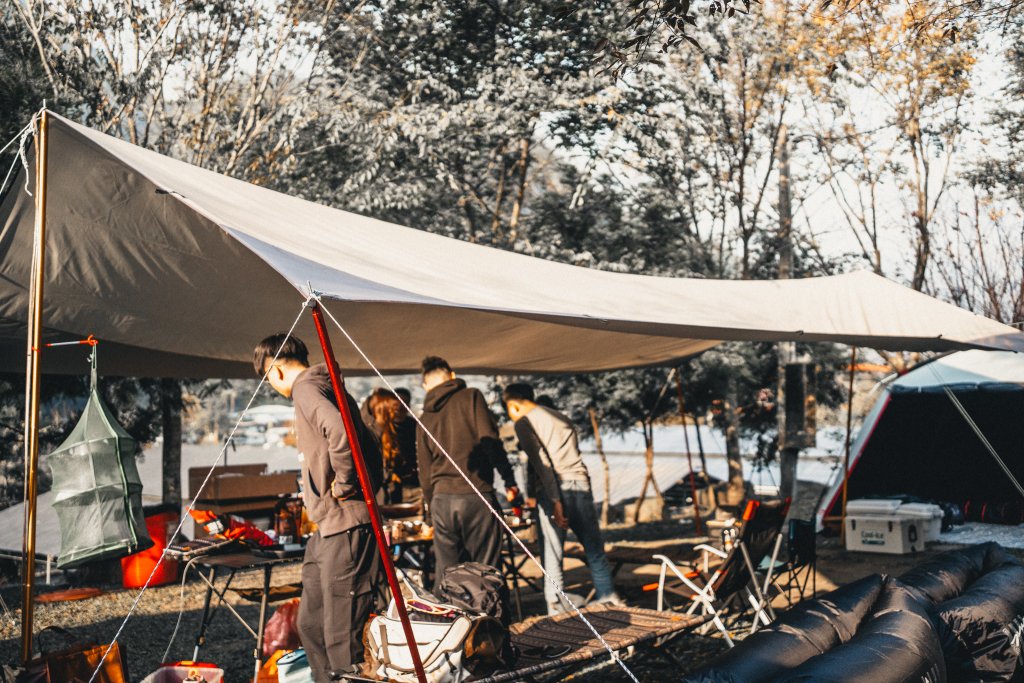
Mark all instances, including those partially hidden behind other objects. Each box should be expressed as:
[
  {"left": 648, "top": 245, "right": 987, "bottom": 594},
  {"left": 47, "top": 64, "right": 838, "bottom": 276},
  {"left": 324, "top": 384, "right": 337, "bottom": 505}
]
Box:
[{"left": 48, "top": 350, "right": 152, "bottom": 568}]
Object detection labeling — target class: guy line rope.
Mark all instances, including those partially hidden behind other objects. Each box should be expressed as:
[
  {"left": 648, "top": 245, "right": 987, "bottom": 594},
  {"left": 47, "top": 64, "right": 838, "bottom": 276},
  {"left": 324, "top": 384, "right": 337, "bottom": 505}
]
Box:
[
  {"left": 87, "top": 296, "right": 313, "bottom": 683},
  {"left": 315, "top": 296, "right": 642, "bottom": 683},
  {"left": 925, "top": 362, "right": 1024, "bottom": 501},
  {"left": 86, "top": 290, "right": 643, "bottom": 683}
]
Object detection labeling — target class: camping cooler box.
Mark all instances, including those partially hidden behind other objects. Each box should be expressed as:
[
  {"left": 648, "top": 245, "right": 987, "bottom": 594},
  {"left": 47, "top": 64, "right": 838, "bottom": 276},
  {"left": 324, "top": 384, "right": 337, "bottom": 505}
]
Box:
[
  {"left": 845, "top": 514, "right": 925, "bottom": 554},
  {"left": 898, "top": 503, "right": 944, "bottom": 542},
  {"left": 845, "top": 499, "right": 926, "bottom": 554}
]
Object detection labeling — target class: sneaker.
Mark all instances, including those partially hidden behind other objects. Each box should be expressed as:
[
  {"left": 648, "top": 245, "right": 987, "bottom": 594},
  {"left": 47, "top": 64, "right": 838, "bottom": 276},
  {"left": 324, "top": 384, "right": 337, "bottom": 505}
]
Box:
[
  {"left": 549, "top": 592, "right": 587, "bottom": 615},
  {"left": 593, "top": 592, "right": 626, "bottom": 607}
]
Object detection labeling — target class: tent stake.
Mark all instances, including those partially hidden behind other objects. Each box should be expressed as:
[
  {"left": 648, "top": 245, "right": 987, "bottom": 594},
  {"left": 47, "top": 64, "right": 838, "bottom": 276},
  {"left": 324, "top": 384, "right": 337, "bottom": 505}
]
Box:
[
  {"left": 840, "top": 346, "right": 857, "bottom": 542},
  {"left": 308, "top": 302, "right": 427, "bottom": 683},
  {"left": 21, "top": 109, "right": 49, "bottom": 665}
]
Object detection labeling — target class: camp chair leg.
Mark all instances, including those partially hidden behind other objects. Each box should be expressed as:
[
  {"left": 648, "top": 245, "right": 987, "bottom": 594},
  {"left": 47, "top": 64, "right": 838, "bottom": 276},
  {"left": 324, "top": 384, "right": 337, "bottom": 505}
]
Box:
[
  {"left": 758, "top": 532, "right": 783, "bottom": 620},
  {"left": 704, "top": 601, "right": 734, "bottom": 647},
  {"left": 738, "top": 537, "right": 778, "bottom": 625},
  {"left": 657, "top": 560, "right": 668, "bottom": 612},
  {"left": 653, "top": 554, "right": 720, "bottom": 613},
  {"left": 743, "top": 588, "right": 772, "bottom": 636}
]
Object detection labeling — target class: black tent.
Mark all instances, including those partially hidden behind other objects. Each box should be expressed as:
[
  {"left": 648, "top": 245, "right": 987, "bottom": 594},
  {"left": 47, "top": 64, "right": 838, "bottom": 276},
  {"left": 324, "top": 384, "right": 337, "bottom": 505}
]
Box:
[{"left": 819, "top": 350, "right": 1024, "bottom": 526}]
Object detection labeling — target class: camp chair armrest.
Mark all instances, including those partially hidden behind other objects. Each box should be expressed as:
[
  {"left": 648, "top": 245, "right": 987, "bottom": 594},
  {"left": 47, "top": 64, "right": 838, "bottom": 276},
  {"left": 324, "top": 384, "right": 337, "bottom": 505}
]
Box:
[
  {"left": 694, "top": 544, "right": 727, "bottom": 558},
  {"left": 652, "top": 553, "right": 717, "bottom": 612},
  {"left": 694, "top": 543, "right": 727, "bottom": 573}
]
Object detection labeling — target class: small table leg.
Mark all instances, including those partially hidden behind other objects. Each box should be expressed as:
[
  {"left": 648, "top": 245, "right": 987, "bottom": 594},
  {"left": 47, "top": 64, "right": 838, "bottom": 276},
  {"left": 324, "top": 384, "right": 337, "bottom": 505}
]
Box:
[
  {"left": 254, "top": 564, "right": 273, "bottom": 680},
  {"left": 193, "top": 566, "right": 217, "bottom": 661},
  {"left": 505, "top": 532, "right": 523, "bottom": 622}
]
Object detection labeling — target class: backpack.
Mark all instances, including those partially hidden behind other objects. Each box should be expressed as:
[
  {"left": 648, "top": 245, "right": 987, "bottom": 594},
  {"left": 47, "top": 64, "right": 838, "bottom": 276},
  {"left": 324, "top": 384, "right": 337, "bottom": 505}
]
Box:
[
  {"left": 437, "top": 562, "right": 511, "bottom": 627},
  {"left": 365, "top": 598, "right": 474, "bottom": 683},
  {"left": 436, "top": 562, "right": 516, "bottom": 675},
  {"left": 364, "top": 572, "right": 515, "bottom": 682}
]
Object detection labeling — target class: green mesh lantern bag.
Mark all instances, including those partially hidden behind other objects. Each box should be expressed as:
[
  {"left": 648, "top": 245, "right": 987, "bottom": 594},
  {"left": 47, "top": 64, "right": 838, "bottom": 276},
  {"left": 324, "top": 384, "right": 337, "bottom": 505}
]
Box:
[{"left": 48, "top": 348, "right": 152, "bottom": 568}]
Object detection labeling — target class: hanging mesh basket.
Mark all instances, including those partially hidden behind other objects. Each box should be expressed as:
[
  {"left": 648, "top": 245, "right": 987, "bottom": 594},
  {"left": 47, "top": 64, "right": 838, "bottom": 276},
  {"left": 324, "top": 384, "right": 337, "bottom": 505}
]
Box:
[{"left": 48, "top": 347, "right": 153, "bottom": 568}]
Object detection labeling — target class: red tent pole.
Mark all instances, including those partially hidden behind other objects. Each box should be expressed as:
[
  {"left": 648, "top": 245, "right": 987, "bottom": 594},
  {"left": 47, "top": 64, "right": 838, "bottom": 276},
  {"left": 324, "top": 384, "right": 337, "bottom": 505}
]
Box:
[{"left": 309, "top": 302, "right": 427, "bottom": 683}]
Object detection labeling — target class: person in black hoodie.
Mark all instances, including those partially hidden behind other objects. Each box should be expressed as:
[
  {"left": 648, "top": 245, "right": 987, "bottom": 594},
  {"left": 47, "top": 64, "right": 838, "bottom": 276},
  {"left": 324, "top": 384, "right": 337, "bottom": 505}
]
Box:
[
  {"left": 416, "top": 355, "right": 519, "bottom": 586},
  {"left": 254, "top": 334, "right": 384, "bottom": 681}
]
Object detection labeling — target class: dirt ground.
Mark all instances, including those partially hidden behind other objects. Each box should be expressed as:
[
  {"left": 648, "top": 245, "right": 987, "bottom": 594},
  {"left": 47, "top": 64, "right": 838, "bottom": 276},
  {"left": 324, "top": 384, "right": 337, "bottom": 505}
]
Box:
[{"left": 2, "top": 495, "right": 1020, "bottom": 682}]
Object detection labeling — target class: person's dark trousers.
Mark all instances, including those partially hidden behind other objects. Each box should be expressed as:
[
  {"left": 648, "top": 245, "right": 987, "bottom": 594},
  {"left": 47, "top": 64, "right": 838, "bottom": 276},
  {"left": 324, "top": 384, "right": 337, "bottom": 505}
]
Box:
[
  {"left": 298, "top": 525, "right": 382, "bottom": 681},
  {"left": 430, "top": 492, "right": 503, "bottom": 589}
]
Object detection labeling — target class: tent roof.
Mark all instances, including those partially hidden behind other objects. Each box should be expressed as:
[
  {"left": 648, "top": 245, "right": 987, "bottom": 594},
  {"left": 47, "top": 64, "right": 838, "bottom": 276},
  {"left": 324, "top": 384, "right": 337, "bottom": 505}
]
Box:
[
  {"left": 2, "top": 112, "right": 1022, "bottom": 378},
  {"left": 892, "top": 349, "right": 1024, "bottom": 390}
]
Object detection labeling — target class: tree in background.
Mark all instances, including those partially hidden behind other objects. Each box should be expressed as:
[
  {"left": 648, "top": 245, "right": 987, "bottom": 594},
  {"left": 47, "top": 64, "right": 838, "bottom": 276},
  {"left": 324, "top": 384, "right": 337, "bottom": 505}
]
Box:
[
  {"left": 2, "top": 0, "right": 1016, "bottom": 518},
  {"left": 804, "top": 2, "right": 976, "bottom": 293},
  {"left": 941, "top": 15, "right": 1024, "bottom": 328},
  {"left": 0, "top": 0, "right": 324, "bottom": 507}
]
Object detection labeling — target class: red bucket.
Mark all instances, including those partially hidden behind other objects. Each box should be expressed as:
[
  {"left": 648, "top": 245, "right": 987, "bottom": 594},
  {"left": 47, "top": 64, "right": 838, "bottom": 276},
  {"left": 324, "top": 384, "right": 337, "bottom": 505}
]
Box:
[{"left": 122, "top": 505, "right": 180, "bottom": 588}]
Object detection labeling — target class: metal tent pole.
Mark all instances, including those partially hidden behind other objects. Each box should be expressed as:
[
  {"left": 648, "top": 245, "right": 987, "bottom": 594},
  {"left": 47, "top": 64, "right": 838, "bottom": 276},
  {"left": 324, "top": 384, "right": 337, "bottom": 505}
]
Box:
[
  {"left": 308, "top": 302, "right": 427, "bottom": 683},
  {"left": 21, "top": 109, "right": 49, "bottom": 665}
]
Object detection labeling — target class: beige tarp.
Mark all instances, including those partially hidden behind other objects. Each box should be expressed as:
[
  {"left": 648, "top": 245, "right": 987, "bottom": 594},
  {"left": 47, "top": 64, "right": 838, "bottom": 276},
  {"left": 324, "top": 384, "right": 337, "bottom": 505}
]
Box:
[{"left": 1, "top": 113, "right": 1021, "bottom": 378}]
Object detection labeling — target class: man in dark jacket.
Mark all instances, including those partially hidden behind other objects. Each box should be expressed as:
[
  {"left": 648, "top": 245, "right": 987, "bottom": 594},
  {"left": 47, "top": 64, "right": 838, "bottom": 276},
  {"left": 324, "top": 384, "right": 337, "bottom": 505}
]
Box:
[
  {"left": 254, "top": 334, "right": 383, "bottom": 681},
  {"left": 416, "top": 356, "right": 519, "bottom": 586}
]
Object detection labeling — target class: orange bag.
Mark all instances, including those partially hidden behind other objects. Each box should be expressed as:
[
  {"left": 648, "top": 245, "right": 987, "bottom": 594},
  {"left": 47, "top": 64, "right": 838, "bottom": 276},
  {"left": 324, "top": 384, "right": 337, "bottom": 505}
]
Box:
[{"left": 18, "top": 626, "right": 127, "bottom": 683}]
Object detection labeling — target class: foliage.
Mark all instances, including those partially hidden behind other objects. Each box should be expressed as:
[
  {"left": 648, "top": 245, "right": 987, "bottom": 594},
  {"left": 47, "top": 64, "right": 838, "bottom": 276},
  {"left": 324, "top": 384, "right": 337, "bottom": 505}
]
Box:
[
  {"left": 1, "top": 0, "right": 1016, "bottom": 509},
  {"left": 0, "top": 370, "right": 165, "bottom": 508},
  {"left": 596, "top": 0, "right": 1022, "bottom": 76}
]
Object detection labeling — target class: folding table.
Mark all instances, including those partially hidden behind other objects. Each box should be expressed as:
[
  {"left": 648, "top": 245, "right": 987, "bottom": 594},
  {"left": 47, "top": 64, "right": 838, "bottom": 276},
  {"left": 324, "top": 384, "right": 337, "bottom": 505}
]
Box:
[{"left": 192, "top": 550, "right": 301, "bottom": 680}]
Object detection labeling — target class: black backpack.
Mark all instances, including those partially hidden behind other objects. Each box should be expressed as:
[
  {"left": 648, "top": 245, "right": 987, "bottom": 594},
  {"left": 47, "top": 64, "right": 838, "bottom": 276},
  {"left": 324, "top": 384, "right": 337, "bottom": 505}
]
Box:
[
  {"left": 436, "top": 562, "right": 516, "bottom": 675},
  {"left": 437, "top": 562, "right": 511, "bottom": 627}
]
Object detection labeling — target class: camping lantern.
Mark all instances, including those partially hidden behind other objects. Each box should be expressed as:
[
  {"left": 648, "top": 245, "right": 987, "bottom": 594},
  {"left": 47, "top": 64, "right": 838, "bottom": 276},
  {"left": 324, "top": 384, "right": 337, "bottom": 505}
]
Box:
[{"left": 48, "top": 346, "right": 152, "bottom": 568}]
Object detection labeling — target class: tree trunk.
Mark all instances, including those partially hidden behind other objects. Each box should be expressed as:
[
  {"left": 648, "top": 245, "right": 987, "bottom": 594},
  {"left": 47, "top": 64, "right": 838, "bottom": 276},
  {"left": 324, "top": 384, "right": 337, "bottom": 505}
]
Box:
[
  {"left": 588, "top": 407, "right": 611, "bottom": 527},
  {"left": 160, "top": 378, "right": 182, "bottom": 507},
  {"left": 508, "top": 137, "right": 531, "bottom": 244},
  {"left": 724, "top": 381, "right": 745, "bottom": 506},
  {"left": 776, "top": 124, "right": 799, "bottom": 504},
  {"left": 632, "top": 422, "right": 661, "bottom": 523},
  {"left": 694, "top": 413, "right": 709, "bottom": 474}
]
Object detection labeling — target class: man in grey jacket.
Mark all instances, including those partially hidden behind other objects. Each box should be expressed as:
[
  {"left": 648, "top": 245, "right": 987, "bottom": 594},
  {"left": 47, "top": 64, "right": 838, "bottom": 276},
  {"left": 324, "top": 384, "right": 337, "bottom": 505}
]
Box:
[
  {"left": 503, "top": 383, "right": 623, "bottom": 615},
  {"left": 255, "top": 334, "right": 383, "bottom": 681}
]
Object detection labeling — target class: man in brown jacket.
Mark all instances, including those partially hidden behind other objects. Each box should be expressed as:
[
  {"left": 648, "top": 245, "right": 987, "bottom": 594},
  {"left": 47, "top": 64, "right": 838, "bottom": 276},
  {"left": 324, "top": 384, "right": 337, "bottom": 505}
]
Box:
[
  {"left": 254, "top": 334, "right": 383, "bottom": 681},
  {"left": 416, "top": 356, "right": 519, "bottom": 587}
]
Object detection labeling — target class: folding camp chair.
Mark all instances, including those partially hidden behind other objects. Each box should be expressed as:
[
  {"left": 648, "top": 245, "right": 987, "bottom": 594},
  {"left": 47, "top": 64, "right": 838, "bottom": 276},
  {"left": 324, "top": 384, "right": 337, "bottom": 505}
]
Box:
[
  {"left": 771, "top": 518, "right": 817, "bottom": 606},
  {"left": 565, "top": 539, "right": 704, "bottom": 600},
  {"left": 650, "top": 498, "right": 790, "bottom": 646}
]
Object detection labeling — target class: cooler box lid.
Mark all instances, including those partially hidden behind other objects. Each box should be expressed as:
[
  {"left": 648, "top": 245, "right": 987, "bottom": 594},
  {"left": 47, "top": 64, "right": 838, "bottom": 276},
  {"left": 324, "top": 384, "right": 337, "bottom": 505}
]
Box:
[
  {"left": 898, "top": 503, "right": 943, "bottom": 518},
  {"left": 846, "top": 499, "right": 902, "bottom": 515}
]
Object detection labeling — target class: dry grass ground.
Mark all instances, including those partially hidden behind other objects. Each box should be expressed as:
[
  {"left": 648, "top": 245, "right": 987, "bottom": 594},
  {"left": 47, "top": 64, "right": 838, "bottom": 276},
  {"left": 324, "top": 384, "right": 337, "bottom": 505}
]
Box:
[{"left": 3, "top": 491, "right": 1019, "bottom": 682}]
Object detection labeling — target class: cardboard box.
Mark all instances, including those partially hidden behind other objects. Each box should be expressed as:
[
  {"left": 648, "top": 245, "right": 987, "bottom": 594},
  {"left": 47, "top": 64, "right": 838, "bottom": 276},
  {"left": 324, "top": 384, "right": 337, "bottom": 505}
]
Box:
[
  {"left": 845, "top": 515, "right": 924, "bottom": 554},
  {"left": 188, "top": 465, "right": 298, "bottom": 502}
]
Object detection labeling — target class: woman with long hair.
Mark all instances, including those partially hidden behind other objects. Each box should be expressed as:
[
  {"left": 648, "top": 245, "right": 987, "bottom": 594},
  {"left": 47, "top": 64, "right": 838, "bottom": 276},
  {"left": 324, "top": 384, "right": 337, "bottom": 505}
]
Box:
[{"left": 369, "top": 388, "right": 419, "bottom": 504}]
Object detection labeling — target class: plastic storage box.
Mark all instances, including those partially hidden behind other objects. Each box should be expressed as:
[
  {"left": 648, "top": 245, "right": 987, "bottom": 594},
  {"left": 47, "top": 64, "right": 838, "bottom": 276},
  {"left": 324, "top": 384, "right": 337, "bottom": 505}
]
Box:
[
  {"left": 140, "top": 663, "right": 224, "bottom": 683},
  {"left": 277, "top": 650, "right": 314, "bottom": 683}
]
